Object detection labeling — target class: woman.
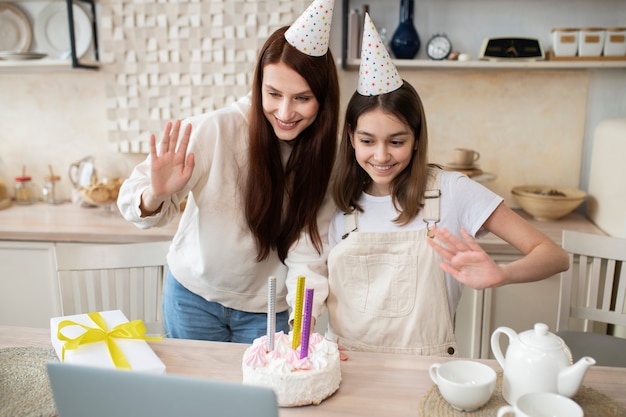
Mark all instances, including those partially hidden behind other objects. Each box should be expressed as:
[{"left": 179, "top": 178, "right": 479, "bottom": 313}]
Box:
[
  {"left": 326, "top": 15, "right": 569, "bottom": 356},
  {"left": 117, "top": 0, "right": 339, "bottom": 343}
]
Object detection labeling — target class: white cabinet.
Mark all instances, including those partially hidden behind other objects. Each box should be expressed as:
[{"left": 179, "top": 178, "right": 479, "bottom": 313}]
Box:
[{"left": 0, "top": 241, "right": 60, "bottom": 328}]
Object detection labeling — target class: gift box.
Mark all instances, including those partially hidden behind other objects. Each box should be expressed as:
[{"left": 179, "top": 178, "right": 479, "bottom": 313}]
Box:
[{"left": 50, "top": 310, "right": 166, "bottom": 374}]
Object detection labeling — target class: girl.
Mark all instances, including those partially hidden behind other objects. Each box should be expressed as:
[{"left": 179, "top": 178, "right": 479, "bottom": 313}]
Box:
[{"left": 325, "top": 15, "right": 569, "bottom": 355}]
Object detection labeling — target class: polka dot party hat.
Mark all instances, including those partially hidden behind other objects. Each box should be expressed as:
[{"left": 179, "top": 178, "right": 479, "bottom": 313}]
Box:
[
  {"left": 284, "top": 0, "right": 335, "bottom": 57},
  {"left": 357, "top": 13, "right": 403, "bottom": 96}
]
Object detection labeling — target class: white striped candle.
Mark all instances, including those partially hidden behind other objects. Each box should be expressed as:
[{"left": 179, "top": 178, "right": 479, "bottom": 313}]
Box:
[{"left": 267, "top": 276, "right": 276, "bottom": 352}]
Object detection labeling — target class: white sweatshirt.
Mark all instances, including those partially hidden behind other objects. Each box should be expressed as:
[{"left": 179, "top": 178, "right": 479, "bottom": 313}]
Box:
[{"left": 117, "top": 95, "right": 334, "bottom": 318}]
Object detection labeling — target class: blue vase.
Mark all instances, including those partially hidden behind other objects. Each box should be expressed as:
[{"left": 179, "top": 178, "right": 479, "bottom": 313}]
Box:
[{"left": 390, "top": 0, "right": 420, "bottom": 59}]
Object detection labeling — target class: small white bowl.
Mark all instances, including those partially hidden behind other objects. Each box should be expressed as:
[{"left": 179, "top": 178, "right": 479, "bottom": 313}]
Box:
[{"left": 429, "top": 360, "right": 496, "bottom": 411}]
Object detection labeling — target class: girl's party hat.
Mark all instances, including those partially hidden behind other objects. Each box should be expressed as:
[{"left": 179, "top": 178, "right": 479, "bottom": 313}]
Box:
[
  {"left": 284, "top": 0, "right": 335, "bottom": 57},
  {"left": 357, "top": 13, "right": 403, "bottom": 96}
]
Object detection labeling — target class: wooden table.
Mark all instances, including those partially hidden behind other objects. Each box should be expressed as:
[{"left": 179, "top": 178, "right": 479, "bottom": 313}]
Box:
[{"left": 2, "top": 326, "right": 625, "bottom": 417}]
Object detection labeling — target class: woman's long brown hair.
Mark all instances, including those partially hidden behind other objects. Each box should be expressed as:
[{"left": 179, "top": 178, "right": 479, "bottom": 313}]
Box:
[
  {"left": 245, "top": 26, "right": 339, "bottom": 262},
  {"left": 332, "top": 82, "right": 431, "bottom": 225}
]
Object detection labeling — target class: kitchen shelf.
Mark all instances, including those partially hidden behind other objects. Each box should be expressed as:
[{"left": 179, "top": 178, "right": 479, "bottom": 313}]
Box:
[
  {"left": 341, "top": 58, "right": 626, "bottom": 71},
  {"left": 340, "top": 0, "right": 626, "bottom": 71},
  {"left": 0, "top": 58, "right": 99, "bottom": 71}
]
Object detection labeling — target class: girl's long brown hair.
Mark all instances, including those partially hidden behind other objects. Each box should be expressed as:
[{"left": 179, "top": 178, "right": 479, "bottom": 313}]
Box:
[
  {"left": 245, "top": 26, "right": 339, "bottom": 262},
  {"left": 332, "top": 82, "right": 432, "bottom": 225}
]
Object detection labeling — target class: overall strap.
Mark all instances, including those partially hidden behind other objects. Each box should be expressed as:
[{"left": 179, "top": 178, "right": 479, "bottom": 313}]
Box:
[
  {"left": 423, "top": 168, "right": 442, "bottom": 238},
  {"left": 342, "top": 211, "right": 358, "bottom": 240}
]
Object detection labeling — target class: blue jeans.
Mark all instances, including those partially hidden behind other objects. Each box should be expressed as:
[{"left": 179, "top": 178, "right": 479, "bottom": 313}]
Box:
[{"left": 162, "top": 270, "right": 289, "bottom": 343}]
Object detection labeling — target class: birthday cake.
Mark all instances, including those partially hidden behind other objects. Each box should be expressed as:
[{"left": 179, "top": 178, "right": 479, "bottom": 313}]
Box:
[{"left": 241, "top": 331, "right": 341, "bottom": 407}]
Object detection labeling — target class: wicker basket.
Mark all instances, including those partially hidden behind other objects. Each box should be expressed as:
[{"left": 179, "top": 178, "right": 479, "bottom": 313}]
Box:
[{"left": 511, "top": 185, "right": 586, "bottom": 221}]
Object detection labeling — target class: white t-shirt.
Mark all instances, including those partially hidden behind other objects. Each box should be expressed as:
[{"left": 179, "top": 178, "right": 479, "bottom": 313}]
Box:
[{"left": 328, "top": 170, "right": 503, "bottom": 317}]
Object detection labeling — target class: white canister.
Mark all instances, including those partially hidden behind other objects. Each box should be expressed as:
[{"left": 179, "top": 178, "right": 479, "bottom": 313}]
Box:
[
  {"left": 603, "top": 27, "right": 626, "bottom": 56},
  {"left": 552, "top": 28, "right": 579, "bottom": 57},
  {"left": 579, "top": 27, "right": 606, "bottom": 56}
]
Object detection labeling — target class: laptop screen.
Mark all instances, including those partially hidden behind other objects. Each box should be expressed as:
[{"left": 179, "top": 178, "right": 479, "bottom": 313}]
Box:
[{"left": 47, "top": 362, "right": 279, "bottom": 417}]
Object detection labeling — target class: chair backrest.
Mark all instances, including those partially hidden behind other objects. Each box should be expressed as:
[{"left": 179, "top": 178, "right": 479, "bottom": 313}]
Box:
[
  {"left": 54, "top": 240, "right": 171, "bottom": 336},
  {"left": 557, "top": 230, "right": 626, "bottom": 333}
]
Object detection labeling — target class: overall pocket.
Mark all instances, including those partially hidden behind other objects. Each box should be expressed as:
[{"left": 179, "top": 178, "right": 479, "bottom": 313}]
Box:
[{"left": 341, "top": 253, "right": 418, "bottom": 317}]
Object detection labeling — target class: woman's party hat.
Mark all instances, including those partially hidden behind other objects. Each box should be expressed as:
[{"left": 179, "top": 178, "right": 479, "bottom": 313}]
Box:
[
  {"left": 357, "top": 13, "right": 403, "bottom": 96},
  {"left": 284, "top": 0, "right": 335, "bottom": 57}
]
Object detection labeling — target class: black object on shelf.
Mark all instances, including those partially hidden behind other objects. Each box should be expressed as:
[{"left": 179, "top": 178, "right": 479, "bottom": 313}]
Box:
[
  {"left": 66, "top": 0, "right": 99, "bottom": 70},
  {"left": 341, "top": 0, "right": 348, "bottom": 69},
  {"left": 390, "top": 0, "right": 420, "bottom": 59}
]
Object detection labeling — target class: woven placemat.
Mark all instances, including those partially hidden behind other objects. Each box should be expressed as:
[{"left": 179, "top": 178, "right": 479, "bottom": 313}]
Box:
[
  {"left": 420, "top": 371, "right": 626, "bottom": 417},
  {"left": 0, "top": 347, "right": 59, "bottom": 417}
]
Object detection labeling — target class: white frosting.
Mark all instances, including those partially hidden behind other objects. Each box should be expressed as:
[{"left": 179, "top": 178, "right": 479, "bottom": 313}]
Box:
[{"left": 242, "top": 331, "right": 341, "bottom": 407}]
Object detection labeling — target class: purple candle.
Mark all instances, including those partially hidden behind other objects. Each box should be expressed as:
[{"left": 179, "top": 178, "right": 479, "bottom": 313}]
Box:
[{"left": 299, "top": 288, "right": 314, "bottom": 359}]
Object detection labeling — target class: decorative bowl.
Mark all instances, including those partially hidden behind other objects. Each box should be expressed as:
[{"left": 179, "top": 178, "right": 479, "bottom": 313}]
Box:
[
  {"left": 78, "top": 177, "right": 124, "bottom": 206},
  {"left": 511, "top": 185, "right": 586, "bottom": 221}
]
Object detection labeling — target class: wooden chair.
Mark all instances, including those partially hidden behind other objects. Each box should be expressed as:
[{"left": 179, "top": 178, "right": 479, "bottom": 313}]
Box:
[
  {"left": 54, "top": 240, "right": 171, "bottom": 336},
  {"left": 556, "top": 230, "right": 626, "bottom": 367}
]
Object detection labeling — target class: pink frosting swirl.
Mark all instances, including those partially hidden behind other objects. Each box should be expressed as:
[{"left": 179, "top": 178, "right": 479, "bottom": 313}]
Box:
[{"left": 244, "top": 344, "right": 268, "bottom": 367}]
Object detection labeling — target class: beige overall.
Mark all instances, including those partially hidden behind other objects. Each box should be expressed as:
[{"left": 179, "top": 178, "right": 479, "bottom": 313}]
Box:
[{"left": 326, "top": 169, "right": 457, "bottom": 356}]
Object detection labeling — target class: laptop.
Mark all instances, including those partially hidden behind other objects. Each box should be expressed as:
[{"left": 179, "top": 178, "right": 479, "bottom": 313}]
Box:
[{"left": 47, "top": 362, "right": 279, "bottom": 417}]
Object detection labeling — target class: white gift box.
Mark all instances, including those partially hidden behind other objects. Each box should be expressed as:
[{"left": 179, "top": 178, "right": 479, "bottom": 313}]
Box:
[{"left": 50, "top": 310, "right": 166, "bottom": 374}]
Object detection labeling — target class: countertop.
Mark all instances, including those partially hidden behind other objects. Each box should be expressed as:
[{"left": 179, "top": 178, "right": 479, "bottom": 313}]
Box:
[
  {"left": 0, "top": 202, "right": 179, "bottom": 243},
  {"left": 0, "top": 202, "right": 605, "bottom": 247}
]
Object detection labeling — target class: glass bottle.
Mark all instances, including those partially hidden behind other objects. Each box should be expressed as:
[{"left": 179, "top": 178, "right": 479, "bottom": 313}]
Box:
[
  {"left": 390, "top": 0, "right": 421, "bottom": 59},
  {"left": 43, "top": 174, "right": 63, "bottom": 204},
  {"left": 14, "top": 175, "right": 36, "bottom": 205}
]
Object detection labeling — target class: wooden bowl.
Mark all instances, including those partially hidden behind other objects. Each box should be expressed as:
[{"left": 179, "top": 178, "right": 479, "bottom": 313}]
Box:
[{"left": 511, "top": 185, "right": 586, "bottom": 221}]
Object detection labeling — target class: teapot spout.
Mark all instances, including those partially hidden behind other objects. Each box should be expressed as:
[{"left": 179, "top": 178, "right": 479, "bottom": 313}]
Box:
[{"left": 558, "top": 356, "right": 596, "bottom": 397}]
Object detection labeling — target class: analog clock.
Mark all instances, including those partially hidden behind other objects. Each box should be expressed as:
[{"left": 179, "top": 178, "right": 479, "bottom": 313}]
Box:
[{"left": 426, "top": 34, "right": 452, "bottom": 60}]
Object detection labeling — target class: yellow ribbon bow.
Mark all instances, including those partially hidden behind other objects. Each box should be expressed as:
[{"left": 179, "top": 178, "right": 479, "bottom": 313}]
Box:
[{"left": 57, "top": 311, "right": 162, "bottom": 370}]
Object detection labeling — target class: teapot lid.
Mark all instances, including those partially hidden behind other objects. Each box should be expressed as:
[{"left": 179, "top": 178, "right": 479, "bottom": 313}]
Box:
[{"left": 519, "top": 323, "right": 565, "bottom": 350}]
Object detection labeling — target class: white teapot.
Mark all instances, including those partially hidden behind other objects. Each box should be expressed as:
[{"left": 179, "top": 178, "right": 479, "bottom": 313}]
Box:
[{"left": 491, "top": 323, "right": 595, "bottom": 405}]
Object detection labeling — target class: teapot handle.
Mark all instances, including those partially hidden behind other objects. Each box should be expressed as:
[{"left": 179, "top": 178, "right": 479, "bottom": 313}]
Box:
[
  {"left": 490, "top": 326, "right": 518, "bottom": 368},
  {"left": 68, "top": 163, "right": 80, "bottom": 188}
]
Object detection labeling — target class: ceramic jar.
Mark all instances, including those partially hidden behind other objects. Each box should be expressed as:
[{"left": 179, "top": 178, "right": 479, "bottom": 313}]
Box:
[
  {"left": 552, "top": 28, "right": 579, "bottom": 57},
  {"left": 604, "top": 27, "right": 626, "bottom": 56},
  {"left": 579, "top": 27, "right": 605, "bottom": 57},
  {"left": 390, "top": 0, "right": 420, "bottom": 59}
]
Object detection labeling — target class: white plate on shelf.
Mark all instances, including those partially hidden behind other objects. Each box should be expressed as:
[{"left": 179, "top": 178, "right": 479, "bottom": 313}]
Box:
[
  {"left": 0, "top": 3, "right": 32, "bottom": 52},
  {"left": 35, "top": 2, "right": 92, "bottom": 59}
]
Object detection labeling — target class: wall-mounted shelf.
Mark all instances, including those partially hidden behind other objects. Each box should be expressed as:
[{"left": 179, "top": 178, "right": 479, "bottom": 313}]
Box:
[
  {"left": 340, "top": 0, "right": 626, "bottom": 71},
  {"left": 342, "top": 58, "right": 626, "bottom": 71},
  {"left": 0, "top": 58, "right": 99, "bottom": 71}
]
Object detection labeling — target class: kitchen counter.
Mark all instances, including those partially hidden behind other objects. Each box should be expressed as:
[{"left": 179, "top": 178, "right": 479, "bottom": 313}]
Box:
[
  {"left": 0, "top": 202, "right": 179, "bottom": 243},
  {"left": 0, "top": 201, "right": 605, "bottom": 246},
  {"left": 477, "top": 209, "right": 606, "bottom": 254}
]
